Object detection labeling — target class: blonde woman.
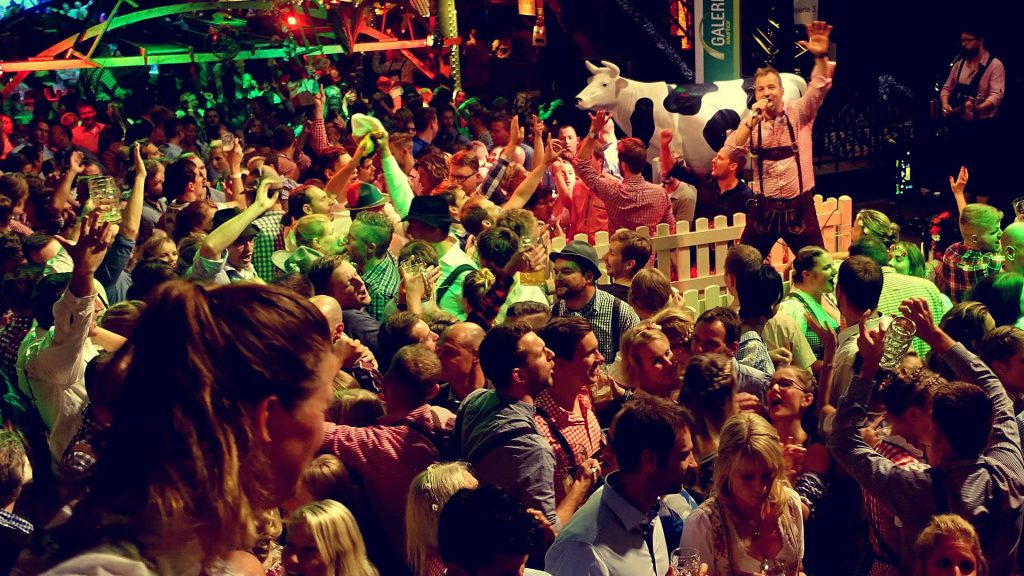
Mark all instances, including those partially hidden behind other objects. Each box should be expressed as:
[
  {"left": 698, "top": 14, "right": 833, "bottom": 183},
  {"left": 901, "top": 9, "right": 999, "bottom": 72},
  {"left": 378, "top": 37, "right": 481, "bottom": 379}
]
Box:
[
  {"left": 852, "top": 209, "right": 900, "bottom": 248},
  {"left": 406, "top": 462, "right": 479, "bottom": 576},
  {"left": 619, "top": 323, "right": 679, "bottom": 399},
  {"left": 284, "top": 499, "right": 379, "bottom": 576},
  {"left": 915, "top": 514, "right": 987, "bottom": 576},
  {"left": 680, "top": 413, "right": 804, "bottom": 575}
]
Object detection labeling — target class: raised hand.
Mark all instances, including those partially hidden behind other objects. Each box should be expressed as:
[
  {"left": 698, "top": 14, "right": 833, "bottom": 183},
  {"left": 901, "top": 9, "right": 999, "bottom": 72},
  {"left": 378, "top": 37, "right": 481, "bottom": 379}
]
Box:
[
  {"left": 856, "top": 311, "right": 885, "bottom": 380},
  {"left": 507, "top": 114, "right": 524, "bottom": 151},
  {"left": 589, "top": 110, "right": 612, "bottom": 136},
  {"left": 253, "top": 173, "right": 281, "bottom": 212},
  {"left": 69, "top": 150, "right": 86, "bottom": 175},
  {"left": 56, "top": 211, "right": 116, "bottom": 275},
  {"left": 798, "top": 20, "right": 833, "bottom": 58},
  {"left": 949, "top": 165, "right": 969, "bottom": 198},
  {"left": 313, "top": 85, "right": 326, "bottom": 119},
  {"left": 898, "top": 297, "right": 941, "bottom": 346},
  {"left": 131, "top": 142, "right": 146, "bottom": 179},
  {"left": 659, "top": 128, "right": 673, "bottom": 148}
]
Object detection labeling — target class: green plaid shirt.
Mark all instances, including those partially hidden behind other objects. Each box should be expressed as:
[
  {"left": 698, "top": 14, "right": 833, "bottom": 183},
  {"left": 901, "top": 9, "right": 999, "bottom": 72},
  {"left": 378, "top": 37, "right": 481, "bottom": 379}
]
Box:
[
  {"left": 362, "top": 253, "right": 400, "bottom": 322},
  {"left": 252, "top": 211, "right": 286, "bottom": 283}
]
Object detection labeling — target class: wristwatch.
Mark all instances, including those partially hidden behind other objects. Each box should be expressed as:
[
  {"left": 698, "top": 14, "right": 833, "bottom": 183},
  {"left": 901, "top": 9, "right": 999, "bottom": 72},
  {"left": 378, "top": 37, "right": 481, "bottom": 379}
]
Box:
[{"left": 588, "top": 131, "right": 599, "bottom": 139}]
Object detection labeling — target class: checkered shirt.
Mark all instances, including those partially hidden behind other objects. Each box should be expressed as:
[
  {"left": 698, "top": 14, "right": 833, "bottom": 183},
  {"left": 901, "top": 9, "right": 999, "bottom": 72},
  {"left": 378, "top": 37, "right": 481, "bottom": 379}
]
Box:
[
  {"left": 876, "top": 267, "right": 952, "bottom": 357},
  {"left": 533, "top": 389, "right": 605, "bottom": 504},
  {"left": 553, "top": 289, "right": 640, "bottom": 362},
  {"left": 362, "top": 253, "right": 400, "bottom": 322},
  {"left": 737, "top": 330, "right": 776, "bottom": 375},
  {"left": 0, "top": 314, "right": 33, "bottom": 387},
  {"left": 252, "top": 211, "right": 286, "bottom": 282},
  {"left": 936, "top": 242, "right": 1002, "bottom": 304},
  {"left": 863, "top": 435, "right": 927, "bottom": 576},
  {"left": 574, "top": 157, "right": 674, "bottom": 233}
]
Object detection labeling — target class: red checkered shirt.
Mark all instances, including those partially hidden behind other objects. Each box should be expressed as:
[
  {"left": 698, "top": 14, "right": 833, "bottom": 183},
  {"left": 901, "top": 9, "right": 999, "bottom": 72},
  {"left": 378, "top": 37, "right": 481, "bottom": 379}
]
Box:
[
  {"left": 321, "top": 404, "right": 455, "bottom": 560},
  {"left": 532, "top": 389, "right": 605, "bottom": 504},
  {"left": 936, "top": 242, "right": 1002, "bottom": 304},
  {"left": 573, "top": 156, "right": 674, "bottom": 233},
  {"left": 863, "top": 435, "right": 928, "bottom": 576}
]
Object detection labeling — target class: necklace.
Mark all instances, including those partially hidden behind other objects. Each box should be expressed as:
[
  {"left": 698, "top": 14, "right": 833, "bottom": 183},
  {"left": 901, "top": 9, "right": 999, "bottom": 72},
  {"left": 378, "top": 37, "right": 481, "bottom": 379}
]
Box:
[{"left": 730, "top": 501, "right": 768, "bottom": 540}]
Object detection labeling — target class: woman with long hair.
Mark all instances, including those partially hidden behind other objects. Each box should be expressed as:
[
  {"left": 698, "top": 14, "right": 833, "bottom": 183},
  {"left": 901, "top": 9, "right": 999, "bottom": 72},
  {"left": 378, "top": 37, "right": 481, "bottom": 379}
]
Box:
[
  {"left": 42, "top": 281, "right": 339, "bottom": 574},
  {"left": 405, "top": 462, "right": 478, "bottom": 576},
  {"left": 681, "top": 413, "right": 804, "bottom": 575},
  {"left": 284, "top": 499, "right": 379, "bottom": 576}
]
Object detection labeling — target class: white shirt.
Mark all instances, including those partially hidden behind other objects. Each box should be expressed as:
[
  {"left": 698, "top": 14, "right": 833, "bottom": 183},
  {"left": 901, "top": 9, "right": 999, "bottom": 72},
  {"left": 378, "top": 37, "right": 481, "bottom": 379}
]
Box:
[
  {"left": 833, "top": 315, "right": 889, "bottom": 404},
  {"left": 16, "top": 288, "right": 99, "bottom": 460}
]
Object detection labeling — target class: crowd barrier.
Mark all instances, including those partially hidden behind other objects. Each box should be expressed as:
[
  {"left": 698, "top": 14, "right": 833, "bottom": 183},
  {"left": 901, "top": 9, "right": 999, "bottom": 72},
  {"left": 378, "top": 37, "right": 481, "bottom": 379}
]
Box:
[{"left": 549, "top": 195, "right": 854, "bottom": 314}]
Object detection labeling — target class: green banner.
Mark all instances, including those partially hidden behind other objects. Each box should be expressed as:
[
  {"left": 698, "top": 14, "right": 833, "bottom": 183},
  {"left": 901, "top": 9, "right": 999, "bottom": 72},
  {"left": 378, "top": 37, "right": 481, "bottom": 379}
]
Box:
[{"left": 696, "top": 0, "right": 740, "bottom": 82}]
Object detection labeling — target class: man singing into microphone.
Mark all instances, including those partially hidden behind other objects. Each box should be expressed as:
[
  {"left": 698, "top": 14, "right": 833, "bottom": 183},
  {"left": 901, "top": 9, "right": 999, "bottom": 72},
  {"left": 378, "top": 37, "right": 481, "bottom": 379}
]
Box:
[{"left": 727, "top": 20, "right": 834, "bottom": 258}]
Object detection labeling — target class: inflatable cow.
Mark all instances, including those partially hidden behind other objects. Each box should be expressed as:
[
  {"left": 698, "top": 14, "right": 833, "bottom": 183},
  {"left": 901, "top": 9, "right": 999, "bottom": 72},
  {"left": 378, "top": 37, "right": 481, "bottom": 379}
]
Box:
[{"left": 575, "top": 60, "right": 807, "bottom": 171}]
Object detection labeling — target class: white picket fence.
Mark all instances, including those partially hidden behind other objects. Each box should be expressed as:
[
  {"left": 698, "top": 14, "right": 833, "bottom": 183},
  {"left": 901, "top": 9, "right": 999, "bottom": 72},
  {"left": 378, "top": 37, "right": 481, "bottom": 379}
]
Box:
[{"left": 549, "top": 195, "right": 854, "bottom": 314}]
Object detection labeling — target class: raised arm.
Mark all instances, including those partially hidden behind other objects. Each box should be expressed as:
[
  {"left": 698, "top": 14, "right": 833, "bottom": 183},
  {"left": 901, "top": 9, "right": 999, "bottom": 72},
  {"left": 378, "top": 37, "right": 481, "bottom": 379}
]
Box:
[
  {"left": 574, "top": 111, "right": 624, "bottom": 204},
  {"left": 376, "top": 130, "right": 413, "bottom": 218},
  {"left": 504, "top": 135, "right": 562, "bottom": 211},
  {"left": 120, "top": 144, "right": 146, "bottom": 241},
  {"left": 53, "top": 150, "right": 85, "bottom": 213},
  {"left": 200, "top": 178, "right": 279, "bottom": 260},
  {"left": 223, "top": 140, "right": 246, "bottom": 207},
  {"left": 324, "top": 135, "right": 372, "bottom": 201}
]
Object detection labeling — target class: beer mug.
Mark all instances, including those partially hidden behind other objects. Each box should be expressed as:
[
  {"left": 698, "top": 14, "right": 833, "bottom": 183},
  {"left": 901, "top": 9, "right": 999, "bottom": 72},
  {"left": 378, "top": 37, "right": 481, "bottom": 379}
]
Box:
[
  {"left": 671, "top": 548, "right": 701, "bottom": 576},
  {"left": 878, "top": 316, "right": 917, "bottom": 372},
  {"left": 518, "top": 236, "right": 547, "bottom": 286},
  {"left": 87, "top": 176, "right": 122, "bottom": 224}
]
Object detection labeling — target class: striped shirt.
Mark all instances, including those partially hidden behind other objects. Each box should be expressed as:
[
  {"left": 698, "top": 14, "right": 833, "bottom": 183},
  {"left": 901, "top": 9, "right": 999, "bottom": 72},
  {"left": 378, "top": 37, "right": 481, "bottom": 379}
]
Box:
[
  {"left": 864, "top": 435, "right": 927, "bottom": 576},
  {"left": 876, "top": 267, "right": 952, "bottom": 357},
  {"left": 831, "top": 343, "right": 1024, "bottom": 576}
]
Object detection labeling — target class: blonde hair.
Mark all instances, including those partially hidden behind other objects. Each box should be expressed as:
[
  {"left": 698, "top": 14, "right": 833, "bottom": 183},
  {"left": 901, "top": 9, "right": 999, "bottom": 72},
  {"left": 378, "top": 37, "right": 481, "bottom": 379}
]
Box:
[
  {"left": 289, "top": 500, "right": 379, "bottom": 576},
  {"left": 292, "top": 214, "right": 333, "bottom": 250},
  {"left": 462, "top": 268, "right": 495, "bottom": 314},
  {"left": 914, "top": 514, "right": 988, "bottom": 576},
  {"left": 856, "top": 209, "right": 900, "bottom": 247},
  {"left": 326, "top": 388, "right": 384, "bottom": 426},
  {"left": 405, "top": 462, "right": 477, "bottom": 576},
  {"left": 713, "top": 413, "right": 788, "bottom": 515},
  {"left": 619, "top": 323, "right": 671, "bottom": 389}
]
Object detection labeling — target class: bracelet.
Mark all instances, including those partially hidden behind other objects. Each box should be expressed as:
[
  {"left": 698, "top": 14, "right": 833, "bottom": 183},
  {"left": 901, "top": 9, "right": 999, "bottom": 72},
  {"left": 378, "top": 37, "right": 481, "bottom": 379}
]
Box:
[{"left": 230, "top": 173, "right": 243, "bottom": 179}]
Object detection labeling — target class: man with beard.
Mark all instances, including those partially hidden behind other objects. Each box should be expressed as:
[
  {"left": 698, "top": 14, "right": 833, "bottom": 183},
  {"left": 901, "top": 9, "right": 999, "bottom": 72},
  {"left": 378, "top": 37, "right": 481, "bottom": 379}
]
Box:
[
  {"left": 453, "top": 323, "right": 561, "bottom": 529},
  {"left": 550, "top": 241, "right": 639, "bottom": 363},
  {"left": 546, "top": 396, "right": 698, "bottom": 576},
  {"left": 940, "top": 25, "right": 1005, "bottom": 205},
  {"left": 186, "top": 179, "right": 278, "bottom": 285}
]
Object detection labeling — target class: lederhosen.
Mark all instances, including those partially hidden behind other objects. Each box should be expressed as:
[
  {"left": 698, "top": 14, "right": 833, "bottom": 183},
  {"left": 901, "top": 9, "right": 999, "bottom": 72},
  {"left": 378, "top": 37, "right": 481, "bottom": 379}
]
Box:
[
  {"left": 742, "top": 112, "right": 823, "bottom": 255},
  {"left": 947, "top": 54, "right": 999, "bottom": 200}
]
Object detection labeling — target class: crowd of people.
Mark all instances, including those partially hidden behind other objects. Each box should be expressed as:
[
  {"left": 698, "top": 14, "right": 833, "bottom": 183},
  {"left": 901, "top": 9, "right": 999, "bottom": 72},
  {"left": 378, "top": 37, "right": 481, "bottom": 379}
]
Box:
[{"left": 0, "top": 16, "right": 1017, "bottom": 576}]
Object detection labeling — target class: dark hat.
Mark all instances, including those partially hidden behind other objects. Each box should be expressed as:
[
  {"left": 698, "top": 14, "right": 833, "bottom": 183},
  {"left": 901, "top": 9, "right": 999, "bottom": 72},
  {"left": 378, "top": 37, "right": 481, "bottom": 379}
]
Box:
[
  {"left": 549, "top": 240, "right": 602, "bottom": 279},
  {"left": 346, "top": 181, "right": 390, "bottom": 212},
  {"left": 403, "top": 195, "right": 452, "bottom": 230},
  {"left": 213, "top": 207, "right": 259, "bottom": 239}
]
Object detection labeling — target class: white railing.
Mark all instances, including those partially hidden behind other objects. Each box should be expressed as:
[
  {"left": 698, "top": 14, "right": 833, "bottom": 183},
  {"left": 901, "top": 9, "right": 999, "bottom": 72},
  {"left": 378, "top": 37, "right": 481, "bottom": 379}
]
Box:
[{"left": 550, "top": 195, "right": 853, "bottom": 314}]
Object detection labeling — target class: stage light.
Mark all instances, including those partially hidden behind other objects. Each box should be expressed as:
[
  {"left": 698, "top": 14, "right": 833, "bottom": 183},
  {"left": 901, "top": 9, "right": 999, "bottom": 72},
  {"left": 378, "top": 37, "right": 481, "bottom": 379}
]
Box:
[{"left": 286, "top": 14, "right": 298, "bottom": 26}]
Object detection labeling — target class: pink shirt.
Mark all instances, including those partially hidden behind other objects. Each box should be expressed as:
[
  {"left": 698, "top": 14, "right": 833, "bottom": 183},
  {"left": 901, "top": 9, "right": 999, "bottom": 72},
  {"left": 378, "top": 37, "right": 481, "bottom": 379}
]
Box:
[
  {"left": 940, "top": 50, "right": 1005, "bottom": 121},
  {"left": 321, "top": 404, "right": 455, "bottom": 562},
  {"left": 72, "top": 122, "right": 106, "bottom": 155},
  {"left": 731, "top": 72, "right": 832, "bottom": 199}
]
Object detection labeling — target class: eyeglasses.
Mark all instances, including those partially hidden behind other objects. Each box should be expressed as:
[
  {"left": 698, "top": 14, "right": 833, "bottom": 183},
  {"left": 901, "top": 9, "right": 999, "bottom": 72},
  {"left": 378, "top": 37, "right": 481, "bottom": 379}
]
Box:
[
  {"left": 452, "top": 172, "right": 476, "bottom": 183},
  {"left": 769, "top": 378, "right": 805, "bottom": 392}
]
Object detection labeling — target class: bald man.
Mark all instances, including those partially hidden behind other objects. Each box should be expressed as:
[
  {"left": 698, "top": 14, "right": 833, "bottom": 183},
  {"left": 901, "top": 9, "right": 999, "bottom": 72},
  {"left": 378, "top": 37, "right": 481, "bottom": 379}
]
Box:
[
  {"left": 431, "top": 322, "right": 487, "bottom": 413},
  {"left": 309, "top": 294, "right": 378, "bottom": 388},
  {"left": 1000, "top": 222, "right": 1024, "bottom": 275}
]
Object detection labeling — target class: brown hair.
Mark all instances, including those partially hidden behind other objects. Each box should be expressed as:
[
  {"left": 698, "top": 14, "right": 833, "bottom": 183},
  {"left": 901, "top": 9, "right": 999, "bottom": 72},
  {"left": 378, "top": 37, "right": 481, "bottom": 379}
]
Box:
[
  {"left": 628, "top": 268, "right": 673, "bottom": 317},
  {"left": 79, "top": 281, "right": 333, "bottom": 562},
  {"left": 611, "top": 230, "right": 652, "bottom": 276},
  {"left": 616, "top": 137, "right": 648, "bottom": 173}
]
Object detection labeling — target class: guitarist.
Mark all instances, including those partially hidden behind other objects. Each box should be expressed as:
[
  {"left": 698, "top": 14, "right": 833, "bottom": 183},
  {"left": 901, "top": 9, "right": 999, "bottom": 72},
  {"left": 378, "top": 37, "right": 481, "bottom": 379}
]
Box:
[{"left": 940, "top": 25, "right": 1006, "bottom": 204}]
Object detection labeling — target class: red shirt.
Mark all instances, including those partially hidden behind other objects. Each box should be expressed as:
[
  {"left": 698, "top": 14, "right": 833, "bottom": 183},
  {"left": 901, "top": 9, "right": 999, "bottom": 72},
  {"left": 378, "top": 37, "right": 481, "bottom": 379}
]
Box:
[
  {"left": 567, "top": 180, "right": 610, "bottom": 243},
  {"left": 532, "top": 390, "right": 605, "bottom": 503},
  {"left": 863, "top": 435, "right": 927, "bottom": 576},
  {"left": 321, "top": 404, "right": 455, "bottom": 561}
]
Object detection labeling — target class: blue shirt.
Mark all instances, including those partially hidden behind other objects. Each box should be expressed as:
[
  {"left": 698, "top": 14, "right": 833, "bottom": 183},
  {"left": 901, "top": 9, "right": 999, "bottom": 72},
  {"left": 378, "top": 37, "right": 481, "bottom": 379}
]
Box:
[{"left": 545, "top": 472, "right": 668, "bottom": 576}]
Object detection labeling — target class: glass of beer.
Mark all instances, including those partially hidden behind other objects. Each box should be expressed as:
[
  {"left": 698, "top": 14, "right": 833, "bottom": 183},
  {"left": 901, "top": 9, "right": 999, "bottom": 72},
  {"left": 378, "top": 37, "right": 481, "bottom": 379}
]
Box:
[
  {"left": 518, "top": 235, "right": 547, "bottom": 286},
  {"left": 87, "top": 176, "right": 122, "bottom": 224},
  {"left": 878, "top": 316, "right": 917, "bottom": 372}
]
